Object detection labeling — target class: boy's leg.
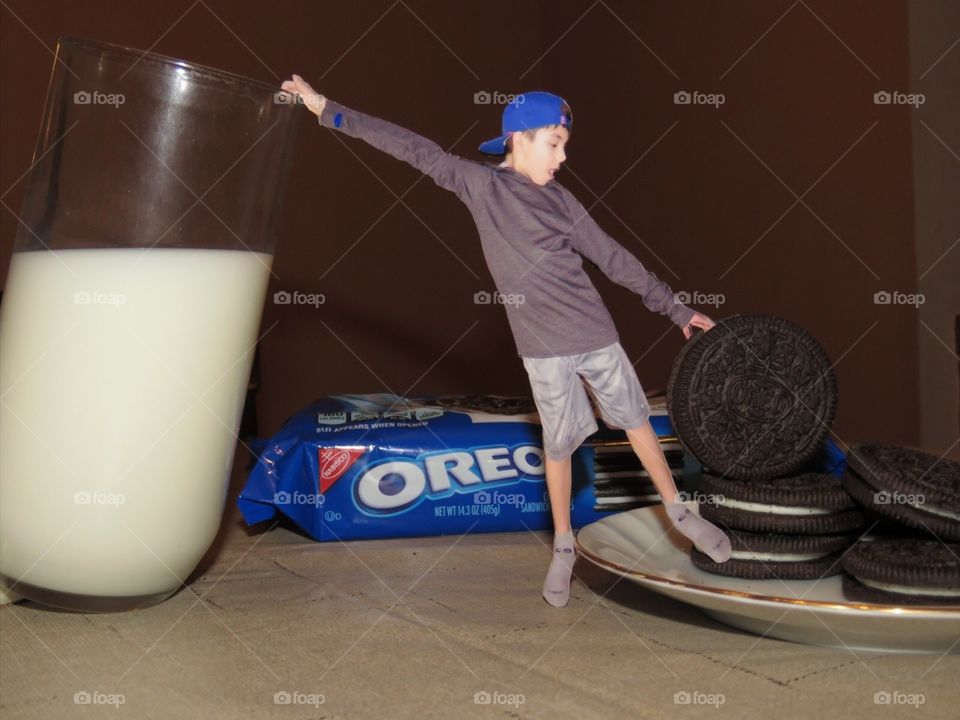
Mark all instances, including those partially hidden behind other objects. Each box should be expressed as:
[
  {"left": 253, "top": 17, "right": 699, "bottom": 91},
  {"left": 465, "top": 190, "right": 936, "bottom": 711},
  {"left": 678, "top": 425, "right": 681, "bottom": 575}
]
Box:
[
  {"left": 623, "top": 420, "right": 680, "bottom": 503},
  {"left": 574, "top": 341, "right": 730, "bottom": 563},
  {"left": 542, "top": 453, "right": 577, "bottom": 607},
  {"left": 624, "top": 421, "right": 731, "bottom": 563},
  {"left": 520, "top": 352, "right": 597, "bottom": 608},
  {"left": 545, "top": 454, "right": 573, "bottom": 534}
]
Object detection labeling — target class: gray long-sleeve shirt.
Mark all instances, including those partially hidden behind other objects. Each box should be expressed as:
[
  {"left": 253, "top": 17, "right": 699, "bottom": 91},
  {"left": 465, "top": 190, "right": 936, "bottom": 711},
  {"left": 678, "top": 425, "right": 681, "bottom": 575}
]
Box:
[{"left": 317, "top": 99, "right": 696, "bottom": 358}]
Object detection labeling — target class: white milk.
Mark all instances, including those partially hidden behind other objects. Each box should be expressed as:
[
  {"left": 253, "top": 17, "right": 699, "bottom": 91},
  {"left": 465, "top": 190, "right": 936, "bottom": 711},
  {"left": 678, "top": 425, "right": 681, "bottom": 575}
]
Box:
[{"left": 0, "top": 248, "right": 272, "bottom": 597}]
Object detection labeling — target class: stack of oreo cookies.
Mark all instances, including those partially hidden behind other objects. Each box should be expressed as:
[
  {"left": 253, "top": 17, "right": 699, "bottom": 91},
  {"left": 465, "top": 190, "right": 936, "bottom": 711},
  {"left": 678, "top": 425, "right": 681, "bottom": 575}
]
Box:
[
  {"left": 841, "top": 442, "right": 960, "bottom": 541},
  {"left": 836, "top": 443, "right": 960, "bottom": 604},
  {"left": 841, "top": 537, "right": 960, "bottom": 606},
  {"left": 693, "top": 471, "right": 866, "bottom": 579},
  {"left": 666, "top": 315, "right": 960, "bottom": 603},
  {"left": 589, "top": 440, "right": 685, "bottom": 512},
  {"left": 666, "top": 314, "right": 857, "bottom": 579}
]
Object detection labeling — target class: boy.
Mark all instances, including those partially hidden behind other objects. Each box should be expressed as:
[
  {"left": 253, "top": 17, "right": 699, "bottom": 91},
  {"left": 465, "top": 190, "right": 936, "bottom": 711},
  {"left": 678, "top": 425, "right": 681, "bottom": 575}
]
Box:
[{"left": 280, "top": 76, "right": 732, "bottom": 607}]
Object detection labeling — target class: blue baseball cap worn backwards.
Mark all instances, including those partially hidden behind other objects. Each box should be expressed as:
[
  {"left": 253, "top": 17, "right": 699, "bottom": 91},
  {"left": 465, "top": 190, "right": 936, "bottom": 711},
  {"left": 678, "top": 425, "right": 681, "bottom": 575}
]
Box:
[{"left": 478, "top": 91, "right": 572, "bottom": 155}]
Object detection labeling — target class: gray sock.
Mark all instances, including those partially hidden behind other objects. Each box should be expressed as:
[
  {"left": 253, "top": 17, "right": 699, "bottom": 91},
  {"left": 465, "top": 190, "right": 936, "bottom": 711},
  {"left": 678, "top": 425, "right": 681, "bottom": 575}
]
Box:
[
  {"left": 542, "top": 530, "right": 576, "bottom": 607},
  {"left": 665, "top": 501, "right": 732, "bottom": 563}
]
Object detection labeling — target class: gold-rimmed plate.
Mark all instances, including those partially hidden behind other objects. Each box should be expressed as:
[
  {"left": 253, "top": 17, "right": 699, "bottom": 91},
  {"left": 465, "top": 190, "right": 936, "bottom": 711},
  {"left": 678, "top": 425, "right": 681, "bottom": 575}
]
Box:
[{"left": 576, "top": 505, "right": 960, "bottom": 654}]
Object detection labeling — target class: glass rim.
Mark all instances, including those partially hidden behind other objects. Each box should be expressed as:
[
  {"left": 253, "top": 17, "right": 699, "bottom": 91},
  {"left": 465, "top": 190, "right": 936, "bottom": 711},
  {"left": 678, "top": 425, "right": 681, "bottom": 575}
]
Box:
[{"left": 57, "top": 36, "right": 284, "bottom": 95}]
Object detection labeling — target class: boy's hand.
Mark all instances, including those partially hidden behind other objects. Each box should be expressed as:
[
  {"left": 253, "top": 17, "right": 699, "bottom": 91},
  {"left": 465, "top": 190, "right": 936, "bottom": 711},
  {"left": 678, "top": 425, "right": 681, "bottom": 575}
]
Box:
[
  {"left": 279, "top": 74, "right": 326, "bottom": 117},
  {"left": 683, "top": 312, "right": 715, "bottom": 339}
]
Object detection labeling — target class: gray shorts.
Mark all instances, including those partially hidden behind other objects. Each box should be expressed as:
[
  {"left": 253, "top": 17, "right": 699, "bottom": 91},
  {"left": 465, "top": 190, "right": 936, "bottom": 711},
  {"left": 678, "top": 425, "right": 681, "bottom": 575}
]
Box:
[{"left": 521, "top": 341, "right": 650, "bottom": 461}]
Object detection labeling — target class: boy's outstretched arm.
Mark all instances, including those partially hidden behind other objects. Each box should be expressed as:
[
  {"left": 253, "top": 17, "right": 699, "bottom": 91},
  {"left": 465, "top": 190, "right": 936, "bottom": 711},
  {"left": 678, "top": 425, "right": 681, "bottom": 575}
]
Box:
[
  {"left": 559, "top": 185, "right": 714, "bottom": 337},
  {"left": 280, "top": 75, "right": 487, "bottom": 204}
]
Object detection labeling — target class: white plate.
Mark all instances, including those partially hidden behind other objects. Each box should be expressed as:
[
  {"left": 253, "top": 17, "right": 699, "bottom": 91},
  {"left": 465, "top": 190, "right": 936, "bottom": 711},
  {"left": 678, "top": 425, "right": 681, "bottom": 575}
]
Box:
[{"left": 575, "top": 505, "right": 960, "bottom": 653}]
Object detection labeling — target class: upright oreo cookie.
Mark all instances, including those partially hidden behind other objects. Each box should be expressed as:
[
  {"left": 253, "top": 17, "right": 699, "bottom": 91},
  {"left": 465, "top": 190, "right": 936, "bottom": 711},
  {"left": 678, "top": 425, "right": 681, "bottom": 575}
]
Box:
[
  {"left": 691, "top": 528, "right": 848, "bottom": 580},
  {"left": 841, "top": 443, "right": 960, "bottom": 541},
  {"left": 666, "top": 315, "right": 837, "bottom": 481},
  {"left": 841, "top": 538, "right": 960, "bottom": 606},
  {"left": 698, "top": 471, "right": 865, "bottom": 535}
]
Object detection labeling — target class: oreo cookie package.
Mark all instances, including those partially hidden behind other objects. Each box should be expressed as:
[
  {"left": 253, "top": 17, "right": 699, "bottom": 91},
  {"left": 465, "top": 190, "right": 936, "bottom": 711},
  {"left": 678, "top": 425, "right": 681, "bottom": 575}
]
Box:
[{"left": 238, "top": 393, "right": 689, "bottom": 541}]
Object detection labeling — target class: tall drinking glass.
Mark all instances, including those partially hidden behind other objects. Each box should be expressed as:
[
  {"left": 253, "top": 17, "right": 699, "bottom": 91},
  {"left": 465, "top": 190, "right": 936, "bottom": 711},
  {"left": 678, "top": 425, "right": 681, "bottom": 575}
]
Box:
[{"left": 0, "top": 37, "right": 299, "bottom": 611}]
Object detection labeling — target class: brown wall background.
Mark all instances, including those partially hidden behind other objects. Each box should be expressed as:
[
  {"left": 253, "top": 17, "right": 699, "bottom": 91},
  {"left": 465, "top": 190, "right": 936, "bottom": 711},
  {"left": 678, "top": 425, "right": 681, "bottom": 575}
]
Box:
[
  {"left": 2, "top": 1, "right": 957, "bottom": 459},
  {"left": 909, "top": 1, "right": 960, "bottom": 454}
]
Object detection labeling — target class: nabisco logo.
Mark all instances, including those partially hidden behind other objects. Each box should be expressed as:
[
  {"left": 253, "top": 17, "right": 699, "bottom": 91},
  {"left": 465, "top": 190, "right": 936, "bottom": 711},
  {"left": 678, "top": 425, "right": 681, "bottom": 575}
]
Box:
[
  {"left": 323, "top": 451, "right": 350, "bottom": 479},
  {"left": 319, "top": 447, "right": 365, "bottom": 493}
]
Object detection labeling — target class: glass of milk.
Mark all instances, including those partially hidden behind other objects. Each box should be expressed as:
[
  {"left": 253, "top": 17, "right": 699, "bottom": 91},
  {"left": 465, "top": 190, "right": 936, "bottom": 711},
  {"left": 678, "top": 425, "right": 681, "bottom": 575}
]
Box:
[{"left": 0, "top": 38, "right": 299, "bottom": 611}]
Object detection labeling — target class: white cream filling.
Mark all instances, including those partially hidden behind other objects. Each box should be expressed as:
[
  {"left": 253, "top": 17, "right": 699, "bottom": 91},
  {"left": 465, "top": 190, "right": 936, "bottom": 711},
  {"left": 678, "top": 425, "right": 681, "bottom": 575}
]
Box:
[
  {"left": 717, "top": 497, "right": 835, "bottom": 515},
  {"left": 595, "top": 495, "right": 660, "bottom": 504},
  {"left": 729, "top": 550, "right": 830, "bottom": 562},
  {"left": 906, "top": 500, "right": 960, "bottom": 522},
  {"left": 594, "top": 470, "right": 653, "bottom": 479},
  {"left": 857, "top": 577, "right": 960, "bottom": 597},
  {"left": 594, "top": 470, "right": 681, "bottom": 481}
]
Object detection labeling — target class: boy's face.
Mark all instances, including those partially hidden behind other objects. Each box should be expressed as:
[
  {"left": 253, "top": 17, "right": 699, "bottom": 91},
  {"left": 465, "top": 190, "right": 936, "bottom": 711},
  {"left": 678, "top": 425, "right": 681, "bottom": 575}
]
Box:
[{"left": 512, "top": 126, "right": 569, "bottom": 186}]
